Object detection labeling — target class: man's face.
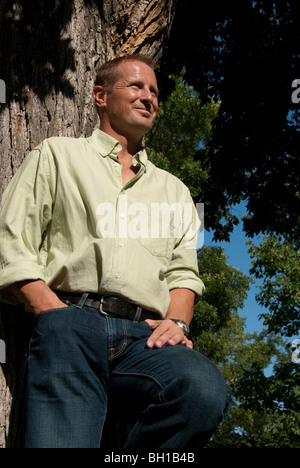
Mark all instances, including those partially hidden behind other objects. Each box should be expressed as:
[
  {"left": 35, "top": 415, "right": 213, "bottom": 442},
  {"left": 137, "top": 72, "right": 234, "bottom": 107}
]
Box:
[{"left": 102, "top": 61, "right": 159, "bottom": 138}]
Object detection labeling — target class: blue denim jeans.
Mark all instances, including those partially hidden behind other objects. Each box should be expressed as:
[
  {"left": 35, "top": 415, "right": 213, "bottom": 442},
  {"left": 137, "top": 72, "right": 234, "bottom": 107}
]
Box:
[{"left": 24, "top": 301, "right": 228, "bottom": 448}]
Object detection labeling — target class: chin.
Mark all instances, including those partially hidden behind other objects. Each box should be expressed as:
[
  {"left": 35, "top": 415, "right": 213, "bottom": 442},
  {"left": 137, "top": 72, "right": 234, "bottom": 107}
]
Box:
[{"left": 137, "top": 116, "right": 155, "bottom": 130}]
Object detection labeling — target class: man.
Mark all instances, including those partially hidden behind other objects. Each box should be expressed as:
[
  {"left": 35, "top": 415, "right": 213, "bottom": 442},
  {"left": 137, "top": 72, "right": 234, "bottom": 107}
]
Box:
[{"left": 0, "top": 55, "right": 227, "bottom": 448}]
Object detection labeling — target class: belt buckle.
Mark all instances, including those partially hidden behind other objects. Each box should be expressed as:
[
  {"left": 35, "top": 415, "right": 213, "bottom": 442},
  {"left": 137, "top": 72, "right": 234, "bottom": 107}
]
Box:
[{"left": 99, "top": 296, "right": 108, "bottom": 315}]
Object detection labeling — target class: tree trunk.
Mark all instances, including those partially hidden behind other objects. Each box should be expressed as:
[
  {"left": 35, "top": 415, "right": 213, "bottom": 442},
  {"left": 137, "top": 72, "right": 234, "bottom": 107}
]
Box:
[{"left": 0, "top": 0, "right": 175, "bottom": 448}]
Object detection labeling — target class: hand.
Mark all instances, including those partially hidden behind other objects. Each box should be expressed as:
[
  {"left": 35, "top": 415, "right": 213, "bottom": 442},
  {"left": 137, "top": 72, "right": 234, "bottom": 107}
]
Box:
[
  {"left": 8, "top": 279, "right": 69, "bottom": 316},
  {"left": 33, "top": 299, "right": 68, "bottom": 317},
  {"left": 145, "top": 319, "right": 193, "bottom": 349}
]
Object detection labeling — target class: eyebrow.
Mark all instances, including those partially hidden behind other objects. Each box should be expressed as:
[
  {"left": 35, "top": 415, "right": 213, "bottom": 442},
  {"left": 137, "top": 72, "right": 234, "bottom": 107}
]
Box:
[{"left": 128, "top": 80, "right": 159, "bottom": 96}]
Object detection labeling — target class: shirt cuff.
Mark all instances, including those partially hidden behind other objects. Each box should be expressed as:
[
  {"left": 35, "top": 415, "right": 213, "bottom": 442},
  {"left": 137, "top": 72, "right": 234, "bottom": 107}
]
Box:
[
  {"left": 166, "top": 276, "right": 205, "bottom": 304},
  {"left": 0, "top": 262, "right": 45, "bottom": 304}
]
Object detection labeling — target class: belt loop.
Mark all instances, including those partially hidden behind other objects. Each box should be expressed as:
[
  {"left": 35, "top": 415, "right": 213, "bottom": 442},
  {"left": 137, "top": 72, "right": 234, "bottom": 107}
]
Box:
[
  {"left": 99, "top": 296, "right": 105, "bottom": 315},
  {"left": 75, "top": 292, "right": 89, "bottom": 309},
  {"left": 134, "top": 306, "right": 142, "bottom": 322}
]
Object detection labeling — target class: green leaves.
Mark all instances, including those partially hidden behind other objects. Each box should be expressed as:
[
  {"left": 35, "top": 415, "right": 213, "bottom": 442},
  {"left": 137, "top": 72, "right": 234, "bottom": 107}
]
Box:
[
  {"left": 146, "top": 72, "right": 219, "bottom": 199},
  {"left": 185, "top": 242, "right": 299, "bottom": 448},
  {"left": 146, "top": 62, "right": 300, "bottom": 446},
  {"left": 249, "top": 236, "right": 300, "bottom": 336},
  {"left": 158, "top": 0, "right": 300, "bottom": 239}
]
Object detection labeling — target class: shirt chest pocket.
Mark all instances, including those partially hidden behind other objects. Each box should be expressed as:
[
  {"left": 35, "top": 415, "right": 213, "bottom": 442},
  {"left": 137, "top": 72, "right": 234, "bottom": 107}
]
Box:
[
  {"left": 138, "top": 235, "right": 174, "bottom": 259},
  {"left": 126, "top": 204, "right": 182, "bottom": 259},
  {"left": 135, "top": 215, "right": 177, "bottom": 259}
]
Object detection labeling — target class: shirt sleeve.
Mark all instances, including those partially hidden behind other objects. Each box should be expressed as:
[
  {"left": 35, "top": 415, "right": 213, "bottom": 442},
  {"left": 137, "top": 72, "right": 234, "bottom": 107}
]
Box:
[
  {"left": 0, "top": 144, "right": 55, "bottom": 303},
  {"left": 164, "top": 190, "right": 205, "bottom": 303}
]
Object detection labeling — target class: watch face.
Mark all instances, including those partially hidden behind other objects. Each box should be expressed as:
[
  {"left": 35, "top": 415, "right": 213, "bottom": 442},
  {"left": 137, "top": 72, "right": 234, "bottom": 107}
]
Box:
[
  {"left": 181, "top": 322, "right": 189, "bottom": 334},
  {"left": 171, "top": 319, "right": 190, "bottom": 336}
]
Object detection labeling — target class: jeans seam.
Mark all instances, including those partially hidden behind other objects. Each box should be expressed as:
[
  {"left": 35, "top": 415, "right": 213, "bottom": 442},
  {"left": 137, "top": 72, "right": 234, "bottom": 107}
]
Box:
[
  {"left": 108, "top": 319, "right": 128, "bottom": 361},
  {"left": 111, "top": 370, "right": 165, "bottom": 392},
  {"left": 129, "top": 416, "right": 146, "bottom": 447},
  {"left": 126, "top": 401, "right": 161, "bottom": 449},
  {"left": 98, "top": 401, "right": 108, "bottom": 448},
  {"left": 108, "top": 317, "right": 113, "bottom": 362}
]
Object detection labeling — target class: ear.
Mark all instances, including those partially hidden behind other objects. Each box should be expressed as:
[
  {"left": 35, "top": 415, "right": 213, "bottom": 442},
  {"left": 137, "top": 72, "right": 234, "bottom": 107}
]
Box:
[{"left": 93, "top": 85, "right": 107, "bottom": 111}]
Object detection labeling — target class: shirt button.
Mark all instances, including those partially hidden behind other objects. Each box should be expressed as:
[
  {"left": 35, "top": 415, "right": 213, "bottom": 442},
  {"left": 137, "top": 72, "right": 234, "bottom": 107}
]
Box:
[
  {"left": 119, "top": 242, "right": 125, "bottom": 247},
  {"left": 115, "top": 273, "right": 121, "bottom": 279}
]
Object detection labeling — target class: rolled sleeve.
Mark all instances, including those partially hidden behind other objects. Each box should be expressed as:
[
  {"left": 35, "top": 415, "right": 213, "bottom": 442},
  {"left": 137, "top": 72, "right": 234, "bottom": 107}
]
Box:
[
  {"left": 0, "top": 262, "right": 45, "bottom": 304},
  {"left": 0, "top": 146, "right": 54, "bottom": 303},
  {"left": 165, "top": 247, "right": 205, "bottom": 303},
  {"left": 165, "top": 195, "right": 205, "bottom": 303}
]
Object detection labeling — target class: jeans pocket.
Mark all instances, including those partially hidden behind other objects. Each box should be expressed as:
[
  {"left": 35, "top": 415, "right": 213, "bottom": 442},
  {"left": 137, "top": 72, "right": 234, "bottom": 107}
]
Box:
[
  {"left": 37, "top": 300, "right": 71, "bottom": 316},
  {"left": 141, "top": 321, "right": 152, "bottom": 331},
  {"left": 34, "top": 303, "right": 72, "bottom": 335}
]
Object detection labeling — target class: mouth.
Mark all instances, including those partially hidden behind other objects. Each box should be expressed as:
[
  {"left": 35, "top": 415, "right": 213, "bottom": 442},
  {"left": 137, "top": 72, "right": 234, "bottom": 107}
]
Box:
[{"left": 134, "top": 107, "right": 152, "bottom": 117}]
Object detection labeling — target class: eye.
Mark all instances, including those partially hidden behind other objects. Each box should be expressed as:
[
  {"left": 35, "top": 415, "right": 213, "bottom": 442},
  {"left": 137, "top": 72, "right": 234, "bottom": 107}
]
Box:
[{"left": 129, "top": 83, "right": 142, "bottom": 90}]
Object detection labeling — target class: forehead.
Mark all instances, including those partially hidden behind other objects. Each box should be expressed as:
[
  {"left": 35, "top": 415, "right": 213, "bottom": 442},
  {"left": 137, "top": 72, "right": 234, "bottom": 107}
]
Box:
[{"left": 116, "top": 61, "right": 158, "bottom": 86}]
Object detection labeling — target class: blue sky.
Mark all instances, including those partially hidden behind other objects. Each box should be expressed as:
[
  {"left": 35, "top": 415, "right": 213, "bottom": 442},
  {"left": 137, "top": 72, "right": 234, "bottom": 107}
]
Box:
[
  {"left": 201, "top": 205, "right": 278, "bottom": 377},
  {"left": 201, "top": 204, "right": 300, "bottom": 375},
  {"left": 204, "top": 226, "right": 264, "bottom": 334},
  {"left": 200, "top": 201, "right": 266, "bottom": 335}
]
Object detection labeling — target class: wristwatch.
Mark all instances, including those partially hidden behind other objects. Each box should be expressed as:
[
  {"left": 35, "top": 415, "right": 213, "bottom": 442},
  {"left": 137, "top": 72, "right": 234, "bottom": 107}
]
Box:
[{"left": 170, "top": 319, "right": 190, "bottom": 338}]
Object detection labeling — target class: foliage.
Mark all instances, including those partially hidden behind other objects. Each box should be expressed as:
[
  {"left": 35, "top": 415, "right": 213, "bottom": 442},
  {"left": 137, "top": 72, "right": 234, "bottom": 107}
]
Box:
[
  {"left": 192, "top": 246, "right": 252, "bottom": 334},
  {"left": 146, "top": 60, "right": 300, "bottom": 448},
  {"left": 191, "top": 245, "right": 299, "bottom": 448},
  {"left": 157, "top": 0, "right": 300, "bottom": 241},
  {"left": 222, "top": 359, "right": 300, "bottom": 448},
  {"left": 146, "top": 72, "right": 219, "bottom": 199},
  {"left": 249, "top": 235, "right": 300, "bottom": 337}
]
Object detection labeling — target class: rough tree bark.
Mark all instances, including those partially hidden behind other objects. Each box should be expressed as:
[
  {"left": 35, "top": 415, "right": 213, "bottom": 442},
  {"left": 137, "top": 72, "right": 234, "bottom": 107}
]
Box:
[{"left": 0, "top": 0, "right": 175, "bottom": 448}]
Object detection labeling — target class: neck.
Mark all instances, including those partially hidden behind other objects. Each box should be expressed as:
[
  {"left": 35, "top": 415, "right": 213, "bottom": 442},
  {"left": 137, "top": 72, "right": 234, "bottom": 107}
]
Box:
[
  {"left": 99, "top": 123, "right": 144, "bottom": 185},
  {"left": 115, "top": 134, "right": 144, "bottom": 161},
  {"left": 100, "top": 123, "right": 144, "bottom": 159}
]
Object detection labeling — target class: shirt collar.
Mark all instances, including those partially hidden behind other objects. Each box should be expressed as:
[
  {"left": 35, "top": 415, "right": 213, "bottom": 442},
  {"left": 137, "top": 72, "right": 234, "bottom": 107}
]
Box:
[
  {"left": 89, "top": 129, "right": 148, "bottom": 171},
  {"left": 89, "top": 129, "right": 122, "bottom": 157},
  {"left": 133, "top": 147, "right": 148, "bottom": 171}
]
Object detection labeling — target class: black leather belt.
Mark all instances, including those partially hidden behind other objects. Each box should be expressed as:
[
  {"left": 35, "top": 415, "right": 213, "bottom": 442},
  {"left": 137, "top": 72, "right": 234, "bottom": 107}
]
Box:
[{"left": 54, "top": 291, "right": 160, "bottom": 322}]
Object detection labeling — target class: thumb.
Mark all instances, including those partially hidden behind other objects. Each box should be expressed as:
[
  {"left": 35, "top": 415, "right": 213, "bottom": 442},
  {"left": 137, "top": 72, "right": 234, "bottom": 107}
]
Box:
[{"left": 145, "top": 319, "right": 161, "bottom": 330}]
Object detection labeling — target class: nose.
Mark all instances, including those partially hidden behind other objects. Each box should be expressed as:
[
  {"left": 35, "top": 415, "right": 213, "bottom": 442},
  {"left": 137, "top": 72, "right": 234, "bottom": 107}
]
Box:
[{"left": 140, "top": 87, "right": 155, "bottom": 103}]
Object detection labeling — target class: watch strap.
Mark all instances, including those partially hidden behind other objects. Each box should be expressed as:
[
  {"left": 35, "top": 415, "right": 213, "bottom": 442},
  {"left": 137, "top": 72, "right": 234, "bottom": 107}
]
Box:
[{"left": 170, "top": 319, "right": 190, "bottom": 337}]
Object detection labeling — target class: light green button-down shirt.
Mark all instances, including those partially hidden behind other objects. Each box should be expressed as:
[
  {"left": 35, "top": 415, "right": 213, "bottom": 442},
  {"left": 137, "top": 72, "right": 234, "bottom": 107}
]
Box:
[{"left": 0, "top": 130, "right": 204, "bottom": 317}]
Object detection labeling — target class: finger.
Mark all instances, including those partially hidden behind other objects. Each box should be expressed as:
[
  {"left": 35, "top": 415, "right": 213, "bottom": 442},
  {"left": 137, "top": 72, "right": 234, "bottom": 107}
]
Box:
[
  {"left": 147, "top": 321, "right": 173, "bottom": 348},
  {"left": 179, "top": 339, "right": 193, "bottom": 349},
  {"left": 147, "top": 322, "right": 185, "bottom": 348},
  {"left": 166, "top": 333, "right": 191, "bottom": 348}
]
